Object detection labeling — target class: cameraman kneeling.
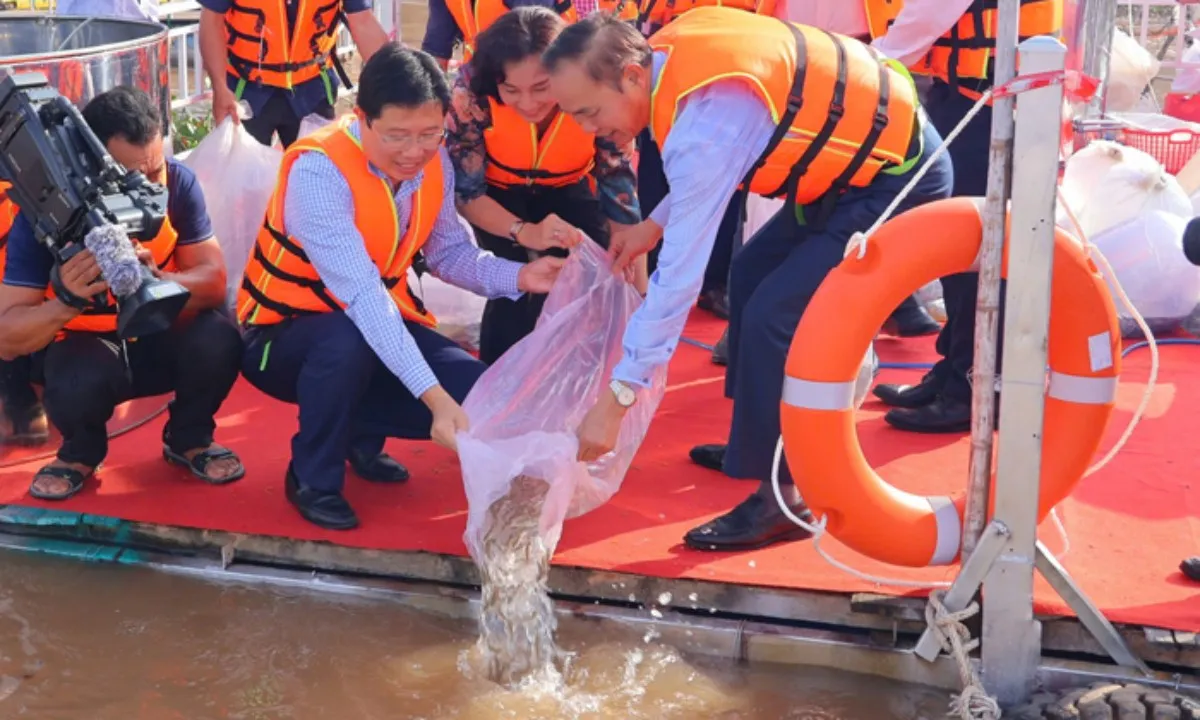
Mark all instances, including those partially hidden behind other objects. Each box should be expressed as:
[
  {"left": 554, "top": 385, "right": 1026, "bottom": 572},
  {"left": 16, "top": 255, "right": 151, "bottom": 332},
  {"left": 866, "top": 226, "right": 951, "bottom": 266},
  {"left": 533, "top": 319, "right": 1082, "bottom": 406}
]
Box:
[{"left": 0, "top": 86, "right": 245, "bottom": 500}]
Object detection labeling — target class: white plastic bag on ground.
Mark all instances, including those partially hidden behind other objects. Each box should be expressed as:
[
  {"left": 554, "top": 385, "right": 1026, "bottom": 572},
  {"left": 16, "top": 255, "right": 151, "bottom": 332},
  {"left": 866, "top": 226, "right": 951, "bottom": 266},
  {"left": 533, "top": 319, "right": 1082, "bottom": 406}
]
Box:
[
  {"left": 297, "top": 113, "right": 333, "bottom": 140},
  {"left": 1106, "top": 29, "right": 1159, "bottom": 112},
  {"left": 1059, "top": 140, "right": 1191, "bottom": 238},
  {"left": 183, "top": 117, "right": 282, "bottom": 308},
  {"left": 458, "top": 239, "right": 668, "bottom": 559},
  {"left": 1089, "top": 210, "right": 1200, "bottom": 337},
  {"left": 855, "top": 343, "right": 879, "bottom": 410},
  {"left": 410, "top": 269, "right": 486, "bottom": 351}
]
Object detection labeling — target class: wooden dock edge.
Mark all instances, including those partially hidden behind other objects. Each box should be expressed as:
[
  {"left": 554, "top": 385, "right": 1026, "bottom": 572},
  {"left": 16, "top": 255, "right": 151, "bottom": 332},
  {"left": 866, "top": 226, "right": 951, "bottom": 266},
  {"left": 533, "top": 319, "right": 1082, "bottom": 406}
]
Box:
[{"left": 0, "top": 503, "right": 1195, "bottom": 684}]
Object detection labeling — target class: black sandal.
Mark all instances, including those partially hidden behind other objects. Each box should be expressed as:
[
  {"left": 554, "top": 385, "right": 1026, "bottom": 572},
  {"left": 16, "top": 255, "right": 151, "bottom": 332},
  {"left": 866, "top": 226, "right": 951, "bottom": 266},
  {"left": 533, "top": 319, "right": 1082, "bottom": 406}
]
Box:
[
  {"left": 163, "top": 444, "right": 246, "bottom": 485},
  {"left": 28, "top": 464, "right": 92, "bottom": 501}
]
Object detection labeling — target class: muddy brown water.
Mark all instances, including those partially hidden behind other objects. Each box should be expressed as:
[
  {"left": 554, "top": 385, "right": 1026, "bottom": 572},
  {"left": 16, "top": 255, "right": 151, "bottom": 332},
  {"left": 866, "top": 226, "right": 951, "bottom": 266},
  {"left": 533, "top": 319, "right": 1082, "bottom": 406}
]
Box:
[{"left": 0, "top": 549, "right": 957, "bottom": 719}]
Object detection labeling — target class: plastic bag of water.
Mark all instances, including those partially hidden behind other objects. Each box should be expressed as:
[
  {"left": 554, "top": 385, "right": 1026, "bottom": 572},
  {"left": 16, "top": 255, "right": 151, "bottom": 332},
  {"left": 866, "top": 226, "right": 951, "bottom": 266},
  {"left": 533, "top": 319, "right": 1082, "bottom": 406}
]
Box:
[{"left": 458, "top": 239, "right": 668, "bottom": 560}]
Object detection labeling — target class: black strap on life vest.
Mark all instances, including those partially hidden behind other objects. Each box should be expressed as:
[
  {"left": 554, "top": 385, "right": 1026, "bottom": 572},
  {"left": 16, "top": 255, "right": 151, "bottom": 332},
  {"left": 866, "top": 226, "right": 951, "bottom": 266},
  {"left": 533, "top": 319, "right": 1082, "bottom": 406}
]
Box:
[
  {"left": 760, "top": 28, "right": 848, "bottom": 211},
  {"left": 813, "top": 59, "right": 892, "bottom": 228},
  {"left": 931, "top": 0, "right": 1045, "bottom": 92},
  {"left": 739, "top": 21, "right": 809, "bottom": 199},
  {"left": 484, "top": 152, "right": 592, "bottom": 185},
  {"left": 244, "top": 221, "right": 430, "bottom": 321},
  {"left": 224, "top": 0, "right": 343, "bottom": 85}
]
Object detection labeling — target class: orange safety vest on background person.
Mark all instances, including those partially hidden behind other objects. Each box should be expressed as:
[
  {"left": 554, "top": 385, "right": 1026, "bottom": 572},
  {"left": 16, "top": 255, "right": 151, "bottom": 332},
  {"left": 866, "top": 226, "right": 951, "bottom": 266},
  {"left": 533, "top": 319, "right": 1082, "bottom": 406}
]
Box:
[
  {"left": 630, "top": 0, "right": 775, "bottom": 34},
  {"left": 649, "top": 8, "right": 917, "bottom": 209},
  {"left": 484, "top": 100, "right": 596, "bottom": 188},
  {"left": 449, "top": 0, "right": 577, "bottom": 60},
  {"left": 237, "top": 116, "right": 443, "bottom": 328},
  {"left": 863, "top": 0, "right": 1063, "bottom": 98},
  {"left": 46, "top": 214, "right": 180, "bottom": 335},
  {"left": 223, "top": 0, "right": 343, "bottom": 89}
]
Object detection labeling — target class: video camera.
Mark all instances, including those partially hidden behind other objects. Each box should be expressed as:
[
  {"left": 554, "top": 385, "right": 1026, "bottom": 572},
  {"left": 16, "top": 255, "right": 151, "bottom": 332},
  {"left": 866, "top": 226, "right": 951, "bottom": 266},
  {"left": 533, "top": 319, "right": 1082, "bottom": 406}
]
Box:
[{"left": 0, "top": 72, "right": 189, "bottom": 339}]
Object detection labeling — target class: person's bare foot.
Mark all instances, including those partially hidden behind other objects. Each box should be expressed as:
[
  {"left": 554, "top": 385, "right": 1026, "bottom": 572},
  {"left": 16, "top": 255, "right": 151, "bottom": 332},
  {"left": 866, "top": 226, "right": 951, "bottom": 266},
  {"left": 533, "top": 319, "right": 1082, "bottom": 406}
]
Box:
[{"left": 29, "top": 460, "right": 95, "bottom": 500}]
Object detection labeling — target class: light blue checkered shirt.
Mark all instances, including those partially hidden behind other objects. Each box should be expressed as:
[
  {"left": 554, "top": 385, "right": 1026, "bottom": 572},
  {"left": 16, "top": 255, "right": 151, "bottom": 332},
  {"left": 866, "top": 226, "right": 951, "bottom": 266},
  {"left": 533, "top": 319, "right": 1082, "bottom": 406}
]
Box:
[{"left": 283, "top": 120, "right": 523, "bottom": 398}]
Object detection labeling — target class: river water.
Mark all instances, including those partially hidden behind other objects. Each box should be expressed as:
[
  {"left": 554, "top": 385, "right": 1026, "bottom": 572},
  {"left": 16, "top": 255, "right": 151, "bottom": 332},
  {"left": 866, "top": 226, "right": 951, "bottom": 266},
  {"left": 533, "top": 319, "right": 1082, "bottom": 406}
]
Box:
[{"left": 0, "top": 549, "right": 956, "bottom": 719}]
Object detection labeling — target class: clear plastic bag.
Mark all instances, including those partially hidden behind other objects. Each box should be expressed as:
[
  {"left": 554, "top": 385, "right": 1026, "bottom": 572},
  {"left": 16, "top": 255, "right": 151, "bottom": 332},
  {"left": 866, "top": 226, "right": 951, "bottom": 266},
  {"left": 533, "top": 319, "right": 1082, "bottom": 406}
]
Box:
[
  {"left": 458, "top": 239, "right": 668, "bottom": 560},
  {"left": 1090, "top": 210, "right": 1200, "bottom": 337},
  {"left": 1060, "top": 140, "right": 1192, "bottom": 238},
  {"left": 1171, "top": 42, "right": 1200, "bottom": 95},
  {"left": 297, "top": 113, "right": 333, "bottom": 140},
  {"left": 410, "top": 268, "right": 486, "bottom": 351},
  {"left": 183, "top": 117, "right": 283, "bottom": 309}
]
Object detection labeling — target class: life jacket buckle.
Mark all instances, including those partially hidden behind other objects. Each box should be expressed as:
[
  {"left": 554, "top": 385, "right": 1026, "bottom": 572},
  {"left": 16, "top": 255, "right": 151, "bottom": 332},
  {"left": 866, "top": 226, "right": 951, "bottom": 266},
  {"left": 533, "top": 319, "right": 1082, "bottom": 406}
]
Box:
[{"left": 828, "top": 101, "right": 846, "bottom": 121}]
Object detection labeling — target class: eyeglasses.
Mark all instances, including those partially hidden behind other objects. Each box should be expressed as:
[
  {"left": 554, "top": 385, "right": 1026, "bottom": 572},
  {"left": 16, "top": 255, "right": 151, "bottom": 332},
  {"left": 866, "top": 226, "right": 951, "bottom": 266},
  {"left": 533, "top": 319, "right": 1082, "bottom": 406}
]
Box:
[{"left": 375, "top": 128, "right": 447, "bottom": 150}]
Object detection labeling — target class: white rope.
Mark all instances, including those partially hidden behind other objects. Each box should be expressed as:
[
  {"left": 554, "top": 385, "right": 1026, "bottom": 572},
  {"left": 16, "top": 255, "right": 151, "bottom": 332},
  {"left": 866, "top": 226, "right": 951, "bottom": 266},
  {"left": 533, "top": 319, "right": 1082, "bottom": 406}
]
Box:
[
  {"left": 926, "top": 590, "right": 1002, "bottom": 720},
  {"left": 1055, "top": 189, "right": 1159, "bottom": 478},
  {"left": 844, "top": 90, "right": 997, "bottom": 261}
]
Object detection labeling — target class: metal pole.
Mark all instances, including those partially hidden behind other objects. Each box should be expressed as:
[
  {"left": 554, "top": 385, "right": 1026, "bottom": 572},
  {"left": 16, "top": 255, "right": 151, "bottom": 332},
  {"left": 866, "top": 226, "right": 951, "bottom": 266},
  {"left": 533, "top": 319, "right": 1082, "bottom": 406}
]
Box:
[
  {"left": 960, "top": 0, "right": 1019, "bottom": 563},
  {"left": 1077, "top": 0, "right": 1118, "bottom": 118},
  {"left": 980, "top": 35, "right": 1066, "bottom": 705}
]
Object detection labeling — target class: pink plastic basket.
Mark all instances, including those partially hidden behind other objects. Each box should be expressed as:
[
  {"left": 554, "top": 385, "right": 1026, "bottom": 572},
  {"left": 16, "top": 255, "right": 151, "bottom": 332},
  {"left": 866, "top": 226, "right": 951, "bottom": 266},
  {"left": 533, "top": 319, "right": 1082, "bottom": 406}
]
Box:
[{"left": 1121, "top": 127, "right": 1200, "bottom": 173}]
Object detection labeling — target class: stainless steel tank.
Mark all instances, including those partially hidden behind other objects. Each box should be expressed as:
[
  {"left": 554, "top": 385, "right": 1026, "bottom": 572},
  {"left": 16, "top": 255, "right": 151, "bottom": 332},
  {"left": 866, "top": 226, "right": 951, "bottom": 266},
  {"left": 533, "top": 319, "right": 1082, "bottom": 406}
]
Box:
[{"left": 0, "top": 13, "right": 171, "bottom": 129}]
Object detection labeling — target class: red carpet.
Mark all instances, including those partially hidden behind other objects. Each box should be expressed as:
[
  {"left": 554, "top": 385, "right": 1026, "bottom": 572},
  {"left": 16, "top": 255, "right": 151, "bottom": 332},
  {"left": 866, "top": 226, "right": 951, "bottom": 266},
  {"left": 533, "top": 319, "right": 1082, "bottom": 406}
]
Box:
[{"left": 1, "top": 312, "right": 1198, "bottom": 633}]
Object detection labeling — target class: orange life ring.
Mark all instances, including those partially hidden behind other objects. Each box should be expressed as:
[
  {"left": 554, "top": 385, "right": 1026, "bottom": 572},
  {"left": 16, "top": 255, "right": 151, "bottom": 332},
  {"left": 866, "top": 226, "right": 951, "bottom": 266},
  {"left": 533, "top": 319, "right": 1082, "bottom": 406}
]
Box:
[{"left": 779, "top": 196, "right": 1121, "bottom": 568}]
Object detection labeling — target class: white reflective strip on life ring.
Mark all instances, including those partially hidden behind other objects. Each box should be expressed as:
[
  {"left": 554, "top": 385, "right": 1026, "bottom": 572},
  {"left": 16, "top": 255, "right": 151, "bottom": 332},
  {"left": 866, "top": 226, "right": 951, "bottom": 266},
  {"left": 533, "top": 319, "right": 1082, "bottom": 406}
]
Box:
[
  {"left": 781, "top": 376, "right": 857, "bottom": 411},
  {"left": 927, "top": 495, "right": 962, "bottom": 566},
  {"left": 1046, "top": 372, "right": 1117, "bottom": 405}
]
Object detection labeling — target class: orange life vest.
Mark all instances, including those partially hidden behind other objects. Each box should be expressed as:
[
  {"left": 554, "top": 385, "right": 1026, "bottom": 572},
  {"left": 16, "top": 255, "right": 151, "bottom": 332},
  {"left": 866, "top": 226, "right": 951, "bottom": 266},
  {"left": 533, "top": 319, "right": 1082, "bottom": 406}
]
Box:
[
  {"left": 223, "top": 0, "right": 343, "bottom": 89},
  {"left": 649, "top": 8, "right": 917, "bottom": 208},
  {"left": 631, "top": 0, "right": 774, "bottom": 34},
  {"left": 448, "top": 0, "right": 577, "bottom": 60},
  {"left": 864, "top": 0, "right": 1063, "bottom": 98},
  {"left": 47, "top": 214, "right": 180, "bottom": 335},
  {"left": 236, "top": 116, "right": 442, "bottom": 328},
  {"left": 484, "top": 100, "right": 596, "bottom": 188}
]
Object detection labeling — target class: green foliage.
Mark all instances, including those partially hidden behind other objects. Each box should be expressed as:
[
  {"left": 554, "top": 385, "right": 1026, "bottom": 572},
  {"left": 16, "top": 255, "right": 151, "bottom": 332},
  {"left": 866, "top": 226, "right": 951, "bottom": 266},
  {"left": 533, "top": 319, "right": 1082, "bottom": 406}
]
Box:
[{"left": 172, "top": 109, "right": 213, "bottom": 153}]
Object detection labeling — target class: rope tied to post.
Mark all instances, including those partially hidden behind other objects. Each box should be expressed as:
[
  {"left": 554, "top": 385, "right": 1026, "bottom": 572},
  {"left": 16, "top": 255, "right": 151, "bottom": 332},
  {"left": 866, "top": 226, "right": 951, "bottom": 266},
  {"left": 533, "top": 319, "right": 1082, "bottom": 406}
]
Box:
[
  {"left": 843, "top": 69, "right": 1101, "bottom": 262},
  {"left": 925, "top": 590, "right": 1002, "bottom": 720}
]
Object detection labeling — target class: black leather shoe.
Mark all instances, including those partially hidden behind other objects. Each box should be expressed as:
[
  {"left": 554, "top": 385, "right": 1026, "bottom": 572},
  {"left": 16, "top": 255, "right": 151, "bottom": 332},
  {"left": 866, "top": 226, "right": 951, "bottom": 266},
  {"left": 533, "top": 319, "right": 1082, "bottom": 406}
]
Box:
[
  {"left": 884, "top": 395, "right": 972, "bottom": 434},
  {"left": 697, "top": 288, "right": 729, "bottom": 320},
  {"left": 348, "top": 449, "right": 410, "bottom": 483},
  {"left": 689, "top": 443, "right": 726, "bottom": 471},
  {"left": 684, "top": 493, "right": 814, "bottom": 551},
  {"left": 873, "top": 372, "right": 945, "bottom": 409},
  {"left": 1182, "top": 557, "right": 1200, "bottom": 582},
  {"left": 285, "top": 464, "right": 359, "bottom": 530},
  {"left": 882, "top": 299, "right": 940, "bottom": 337},
  {"left": 711, "top": 327, "right": 729, "bottom": 366}
]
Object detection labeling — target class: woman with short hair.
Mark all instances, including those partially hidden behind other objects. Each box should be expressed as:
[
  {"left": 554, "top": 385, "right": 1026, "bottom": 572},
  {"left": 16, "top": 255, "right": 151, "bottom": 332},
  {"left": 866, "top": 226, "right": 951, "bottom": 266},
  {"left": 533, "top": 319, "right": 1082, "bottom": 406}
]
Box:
[{"left": 446, "top": 5, "right": 642, "bottom": 364}]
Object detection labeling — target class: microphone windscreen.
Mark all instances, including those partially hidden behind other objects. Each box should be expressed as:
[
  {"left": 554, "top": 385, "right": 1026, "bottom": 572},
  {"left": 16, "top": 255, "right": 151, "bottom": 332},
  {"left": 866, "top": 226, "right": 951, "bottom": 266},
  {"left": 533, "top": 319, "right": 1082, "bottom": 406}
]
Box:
[
  {"left": 1184, "top": 216, "right": 1200, "bottom": 267},
  {"left": 84, "top": 224, "right": 142, "bottom": 297}
]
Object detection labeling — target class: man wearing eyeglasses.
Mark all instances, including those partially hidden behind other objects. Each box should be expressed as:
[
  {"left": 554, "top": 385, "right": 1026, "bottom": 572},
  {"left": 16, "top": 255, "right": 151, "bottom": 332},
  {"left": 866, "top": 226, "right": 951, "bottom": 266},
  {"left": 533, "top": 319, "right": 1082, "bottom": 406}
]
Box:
[{"left": 236, "top": 44, "right": 565, "bottom": 530}]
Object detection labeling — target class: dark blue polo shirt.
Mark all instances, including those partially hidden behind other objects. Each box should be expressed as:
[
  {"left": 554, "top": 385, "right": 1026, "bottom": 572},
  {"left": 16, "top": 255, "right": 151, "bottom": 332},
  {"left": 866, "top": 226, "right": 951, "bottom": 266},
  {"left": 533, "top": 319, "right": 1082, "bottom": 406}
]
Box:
[{"left": 2, "top": 159, "right": 214, "bottom": 289}]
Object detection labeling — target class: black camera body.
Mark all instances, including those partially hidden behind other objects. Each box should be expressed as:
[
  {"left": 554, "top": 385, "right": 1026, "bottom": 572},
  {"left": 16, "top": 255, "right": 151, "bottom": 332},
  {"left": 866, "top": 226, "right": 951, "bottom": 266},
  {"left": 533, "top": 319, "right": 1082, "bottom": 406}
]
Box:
[{"left": 0, "top": 72, "right": 189, "bottom": 338}]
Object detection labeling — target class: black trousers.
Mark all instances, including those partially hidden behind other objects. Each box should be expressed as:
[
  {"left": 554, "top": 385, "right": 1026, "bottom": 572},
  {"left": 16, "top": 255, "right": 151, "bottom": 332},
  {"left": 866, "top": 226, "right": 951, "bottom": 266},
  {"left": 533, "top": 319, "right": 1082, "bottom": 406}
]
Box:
[
  {"left": 472, "top": 179, "right": 610, "bottom": 365},
  {"left": 240, "top": 312, "right": 487, "bottom": 493},
  {"left": 44, "top": 309, "right": 243, "bottom": 467},
  {"left": 0, "top": 354, "right": 39, "bottom": 416},
  {"left": 924, "top": 80, "right": 1007, "bottom": 403},
  {"left": 722, "top": 121, "right": 955, "bottom": 484},
  {"left": 636, "top": 129, "right": 738, "bottom": 294},
  {"left": 242, "top": 93, "right": 335, "bottom": 149}
]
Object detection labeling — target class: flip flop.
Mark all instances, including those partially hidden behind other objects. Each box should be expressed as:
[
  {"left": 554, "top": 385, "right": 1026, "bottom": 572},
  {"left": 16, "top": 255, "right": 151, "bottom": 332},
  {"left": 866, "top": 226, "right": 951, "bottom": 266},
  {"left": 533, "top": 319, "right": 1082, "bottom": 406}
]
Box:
[
  {"left": 163, "top": 444, "right": 246, "bottom": 485},
  {"left": 28, "top": 464, "right": 92, "bottom": 501}
]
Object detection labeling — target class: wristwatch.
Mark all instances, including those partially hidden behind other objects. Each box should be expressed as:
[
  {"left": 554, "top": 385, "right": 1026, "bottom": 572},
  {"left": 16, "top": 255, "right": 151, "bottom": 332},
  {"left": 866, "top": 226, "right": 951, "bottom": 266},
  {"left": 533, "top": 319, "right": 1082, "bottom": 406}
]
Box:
[
  {"left": 610, "top": 379, "right": 636, "bottom": 408},
  {"left": 508, "top": 219, "right": 526, "bottom": 244}
]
